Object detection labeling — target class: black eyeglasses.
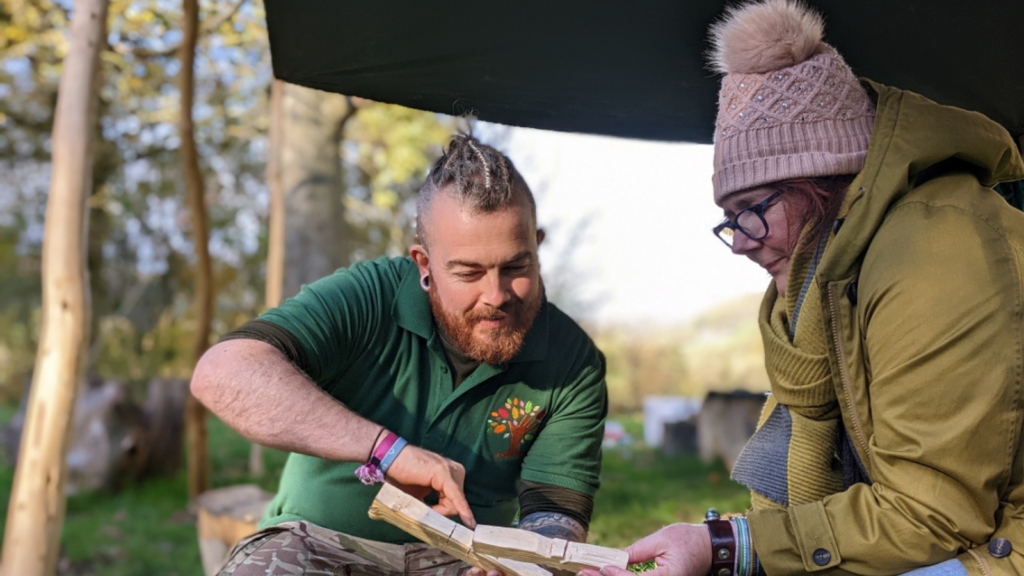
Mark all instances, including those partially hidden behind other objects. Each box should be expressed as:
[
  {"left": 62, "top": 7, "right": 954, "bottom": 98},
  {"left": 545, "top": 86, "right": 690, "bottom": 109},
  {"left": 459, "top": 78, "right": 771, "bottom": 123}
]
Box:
[{"left": 712, "top": 191, "right": 783, "bottom": 247}]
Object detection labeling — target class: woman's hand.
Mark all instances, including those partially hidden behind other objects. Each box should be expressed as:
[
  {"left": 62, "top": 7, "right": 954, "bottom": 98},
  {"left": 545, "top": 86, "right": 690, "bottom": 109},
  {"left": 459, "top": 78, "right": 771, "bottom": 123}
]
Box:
[{"left": 579, "top": 523, "right": 712, "bottom": 576}]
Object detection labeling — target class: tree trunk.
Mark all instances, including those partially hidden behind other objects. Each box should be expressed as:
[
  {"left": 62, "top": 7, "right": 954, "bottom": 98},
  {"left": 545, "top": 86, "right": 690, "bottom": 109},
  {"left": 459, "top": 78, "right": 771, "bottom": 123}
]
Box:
[
  {"left": 180, "top": 0, "right": 212, "bottom": 501},
  {"left": 0, "top": 0, "right": 109, "bottom": 572},
  {"left": 266, "top": 79, "right": 286, "bottom": 311},
  {"left": 247, "top": 78, "right": 287, "bottom": 479},
  {"left": 280, "top": 83, "right": 355, "bottom": 299},
  {"left": 246, "top": 83, "right": 354, "bottom": 475}
]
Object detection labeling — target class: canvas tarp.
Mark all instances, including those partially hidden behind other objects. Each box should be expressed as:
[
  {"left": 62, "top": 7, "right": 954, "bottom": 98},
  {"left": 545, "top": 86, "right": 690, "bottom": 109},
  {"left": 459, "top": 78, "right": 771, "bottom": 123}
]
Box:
[{"left": 264, "top": 0, "right": 1024, "bottom": 144}]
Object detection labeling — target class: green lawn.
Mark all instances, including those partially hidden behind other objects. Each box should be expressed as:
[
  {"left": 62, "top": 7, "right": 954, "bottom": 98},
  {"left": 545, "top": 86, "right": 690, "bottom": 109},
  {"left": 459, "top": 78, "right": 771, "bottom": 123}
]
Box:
[{"left": 0, "top": 412, "right": 749, "bottom": 575}]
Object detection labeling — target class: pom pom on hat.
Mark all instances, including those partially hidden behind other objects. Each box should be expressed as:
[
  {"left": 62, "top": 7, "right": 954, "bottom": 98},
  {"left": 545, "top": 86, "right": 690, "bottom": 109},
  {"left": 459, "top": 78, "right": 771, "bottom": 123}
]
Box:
[
  {"left": 708, "top": 0, "right": 876, "bottom": 200},
  {"left": 709, "top": 0, "right": 826, "bottom": 75}
]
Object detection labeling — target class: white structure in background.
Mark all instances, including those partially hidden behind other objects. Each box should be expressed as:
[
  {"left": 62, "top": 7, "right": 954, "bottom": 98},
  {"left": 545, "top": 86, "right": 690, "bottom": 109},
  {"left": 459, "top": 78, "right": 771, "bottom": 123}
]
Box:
[
  {"left": 642, "top": 396, "right": 702, "bottom": 447},
  {"left": 602, "top": 420, "right": 633, "bottom": 448}
]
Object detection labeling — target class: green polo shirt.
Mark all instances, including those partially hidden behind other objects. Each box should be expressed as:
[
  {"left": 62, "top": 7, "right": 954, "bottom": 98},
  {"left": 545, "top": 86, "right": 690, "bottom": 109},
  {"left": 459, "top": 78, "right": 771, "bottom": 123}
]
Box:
[{"left": 257, "top": 256, "right": 607, "bottom": 542}]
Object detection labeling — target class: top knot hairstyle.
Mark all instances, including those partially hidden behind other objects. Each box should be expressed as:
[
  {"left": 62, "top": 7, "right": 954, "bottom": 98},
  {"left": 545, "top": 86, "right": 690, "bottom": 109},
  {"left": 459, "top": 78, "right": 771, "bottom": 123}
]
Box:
[
  {"left": 416, "top": 134, "right": 536, "bottom": 245},
  {"left": 707, "top": 0, "right": 875, "bottom": 201},
  {"left": 708, "top": 0, "right": 826, "bottom": 75}
]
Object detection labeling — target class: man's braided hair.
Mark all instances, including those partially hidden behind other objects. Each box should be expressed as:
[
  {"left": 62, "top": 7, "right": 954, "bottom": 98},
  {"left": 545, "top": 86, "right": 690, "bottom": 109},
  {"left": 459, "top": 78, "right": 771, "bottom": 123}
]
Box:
[{"left": 416, "top": 134, "right": 536, "bottom": 246}]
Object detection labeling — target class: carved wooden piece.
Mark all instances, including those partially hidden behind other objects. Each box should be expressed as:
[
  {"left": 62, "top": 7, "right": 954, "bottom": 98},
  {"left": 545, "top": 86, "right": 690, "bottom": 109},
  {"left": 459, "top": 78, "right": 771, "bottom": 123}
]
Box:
[
  {"left": 369, "top": 484, "right": 551, "bottom": 576},
  {"left": 473, "top": 525, "right": 629, "bottom": 572}
]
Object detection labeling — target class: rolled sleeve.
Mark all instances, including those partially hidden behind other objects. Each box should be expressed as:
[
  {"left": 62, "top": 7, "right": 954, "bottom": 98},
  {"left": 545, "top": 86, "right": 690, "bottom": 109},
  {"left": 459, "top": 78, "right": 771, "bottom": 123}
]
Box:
[{"left": 520, "top": 349, "right": 608, "bottom": 497}]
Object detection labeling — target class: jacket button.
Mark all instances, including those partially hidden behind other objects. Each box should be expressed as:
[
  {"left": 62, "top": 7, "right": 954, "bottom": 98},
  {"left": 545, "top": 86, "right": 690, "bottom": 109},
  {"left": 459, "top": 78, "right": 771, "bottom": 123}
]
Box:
[
  {"left": 845, "top": 281, "right": 858, "bottom": 304},
  {"left": 989, "top": 538, "right": 1012, "bottom": 558},
  {"left": 813, "top": 548, "right": 832, "bottom": 566}
]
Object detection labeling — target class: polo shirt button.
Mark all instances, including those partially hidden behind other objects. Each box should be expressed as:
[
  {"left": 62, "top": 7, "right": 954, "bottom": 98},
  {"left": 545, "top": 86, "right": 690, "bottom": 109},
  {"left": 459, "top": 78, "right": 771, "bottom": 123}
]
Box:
[
  {"left": 989, "top": 538, "right": 1012, "bottom": 558},
  {"left": 813, "top": 549, "right": 831, "bottom": 566},
  {"left": 441, "top": 366, "right": 448, "bottom": 373}
]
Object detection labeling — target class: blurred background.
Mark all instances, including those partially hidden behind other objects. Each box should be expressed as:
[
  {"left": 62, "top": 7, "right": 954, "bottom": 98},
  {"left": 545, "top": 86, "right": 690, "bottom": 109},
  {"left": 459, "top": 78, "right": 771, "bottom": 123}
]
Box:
[{"left": 0, "top": 0, "right": 771, "bottom": 573}]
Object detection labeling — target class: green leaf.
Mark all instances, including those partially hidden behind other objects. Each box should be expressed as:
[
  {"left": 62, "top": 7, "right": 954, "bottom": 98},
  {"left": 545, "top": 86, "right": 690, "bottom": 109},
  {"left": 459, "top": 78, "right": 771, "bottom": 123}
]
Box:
[
  {"left": 525, "top": 401, "right": 533, "bottom": 412},
  {"left": 524, "top": 434, "right": 534, "bottom": 441}
]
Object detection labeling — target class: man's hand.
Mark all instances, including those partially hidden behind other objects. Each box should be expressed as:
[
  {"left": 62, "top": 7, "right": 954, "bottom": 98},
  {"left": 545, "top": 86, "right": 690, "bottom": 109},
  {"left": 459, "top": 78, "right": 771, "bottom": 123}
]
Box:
[
  {"left": 384, "top": 444, "right": 476, "bottom": 528},
  {"left": 578, "top": 523, "right": 711, "bottom": 576}
]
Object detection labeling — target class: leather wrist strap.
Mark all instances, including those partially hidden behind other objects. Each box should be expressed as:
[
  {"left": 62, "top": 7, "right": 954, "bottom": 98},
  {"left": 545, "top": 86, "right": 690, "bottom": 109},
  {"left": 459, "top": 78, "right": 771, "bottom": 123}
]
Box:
[{"left": 707, "top": 518, "right": 736, "bottom": 576}]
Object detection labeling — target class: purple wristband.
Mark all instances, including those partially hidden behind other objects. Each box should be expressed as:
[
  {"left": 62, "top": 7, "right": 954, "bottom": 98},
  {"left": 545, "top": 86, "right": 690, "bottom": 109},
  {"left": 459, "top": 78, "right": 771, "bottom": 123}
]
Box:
[{"left": 355, "top": 431, "right": 400, "bottom": 485}]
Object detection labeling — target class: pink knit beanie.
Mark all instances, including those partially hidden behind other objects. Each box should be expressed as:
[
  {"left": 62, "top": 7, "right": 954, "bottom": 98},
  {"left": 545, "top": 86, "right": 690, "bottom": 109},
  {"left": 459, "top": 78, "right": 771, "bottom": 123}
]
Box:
[{"left": 709, "top": 0, "right": 875, "bottom": 202}]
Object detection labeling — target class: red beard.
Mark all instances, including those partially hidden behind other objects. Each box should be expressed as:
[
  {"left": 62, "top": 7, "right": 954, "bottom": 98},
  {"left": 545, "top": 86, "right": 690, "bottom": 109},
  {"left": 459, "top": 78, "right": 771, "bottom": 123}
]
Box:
[{"left": 429, "top": 284, "right": 542, "bottom": 365}]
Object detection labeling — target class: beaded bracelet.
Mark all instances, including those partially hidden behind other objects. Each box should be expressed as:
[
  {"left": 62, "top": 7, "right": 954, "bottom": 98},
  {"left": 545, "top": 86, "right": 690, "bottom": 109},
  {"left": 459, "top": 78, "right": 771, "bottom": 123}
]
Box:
[
  {"left": 730, "top": 517, "right": 764, "bottom": 576},
  {"left": 355, "top": 431, "right": 408, "bottom": 485}
]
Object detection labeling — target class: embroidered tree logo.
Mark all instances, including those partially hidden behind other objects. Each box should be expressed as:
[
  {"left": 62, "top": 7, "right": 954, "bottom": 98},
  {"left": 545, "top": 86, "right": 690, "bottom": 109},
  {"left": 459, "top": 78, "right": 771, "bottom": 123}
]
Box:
[{"left": 489, "top": 397, "right": 546, "bottom": 459}]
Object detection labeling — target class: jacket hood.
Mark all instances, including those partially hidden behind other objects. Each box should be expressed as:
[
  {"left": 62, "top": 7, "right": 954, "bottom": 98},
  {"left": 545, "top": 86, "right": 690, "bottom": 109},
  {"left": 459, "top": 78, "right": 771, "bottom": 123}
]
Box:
[{"left": 818, "top": 80, "right": 1024, "bottom": 282}]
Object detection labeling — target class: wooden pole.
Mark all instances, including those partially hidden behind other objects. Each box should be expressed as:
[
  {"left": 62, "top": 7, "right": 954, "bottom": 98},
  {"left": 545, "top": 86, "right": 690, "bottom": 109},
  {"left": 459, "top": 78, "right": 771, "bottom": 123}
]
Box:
[
  {"left": 180, "top": 0, "right": 212, "bottom": 501},
  {"left": 265, "top": 79, "right": 286, "bottom": 312},
  {"left": 0, "top": 0, "right": 109, "bottom": 572},
  {"left": 247, "top": 78, "right": 286, "bottom": 478}
]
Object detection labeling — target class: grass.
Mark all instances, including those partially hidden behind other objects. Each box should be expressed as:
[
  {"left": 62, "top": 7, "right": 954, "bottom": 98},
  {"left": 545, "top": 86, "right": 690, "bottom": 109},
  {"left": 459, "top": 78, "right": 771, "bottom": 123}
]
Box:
[
  {"left": 0, "top": 411, "right": 749, "bottom": 574},
  {"left": 0, "top": 414, "right": 290, "bottom": 576},
  {"left": 590, "top": 415, "right": 750, "bottom": 548}
]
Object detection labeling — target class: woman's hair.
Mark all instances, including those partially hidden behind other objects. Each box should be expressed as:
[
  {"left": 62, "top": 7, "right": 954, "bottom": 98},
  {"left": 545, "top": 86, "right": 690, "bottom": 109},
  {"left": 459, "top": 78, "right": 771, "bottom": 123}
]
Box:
[{"left": 778, "top": 174, "right": 857, "bottom": 250}]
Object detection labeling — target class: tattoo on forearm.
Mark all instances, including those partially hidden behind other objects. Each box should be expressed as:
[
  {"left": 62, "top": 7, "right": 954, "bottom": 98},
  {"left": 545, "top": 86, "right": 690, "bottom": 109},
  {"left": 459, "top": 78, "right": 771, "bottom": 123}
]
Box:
[{"left": 518, "top": 512, "right": 587, "bottom": 543}]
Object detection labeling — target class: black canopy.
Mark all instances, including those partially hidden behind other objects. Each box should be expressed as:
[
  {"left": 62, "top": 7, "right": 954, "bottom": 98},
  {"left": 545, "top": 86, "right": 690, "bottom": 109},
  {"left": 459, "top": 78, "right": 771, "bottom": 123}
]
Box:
[{"left": 264, "top": 0, "right": 1024, "bottom": 144}]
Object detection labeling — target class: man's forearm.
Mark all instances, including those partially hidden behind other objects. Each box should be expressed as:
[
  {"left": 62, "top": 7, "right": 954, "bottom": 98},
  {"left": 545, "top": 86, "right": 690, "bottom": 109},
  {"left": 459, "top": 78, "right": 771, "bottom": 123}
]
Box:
[
  {"left": 191, "top": 338, "right": 381, "bottom": 462},
  {"left": 518, "top": 512, "right": 587, "bottom": 543},
  {"left": 517, "top": 513, "right": 588, "bottom": 576}
]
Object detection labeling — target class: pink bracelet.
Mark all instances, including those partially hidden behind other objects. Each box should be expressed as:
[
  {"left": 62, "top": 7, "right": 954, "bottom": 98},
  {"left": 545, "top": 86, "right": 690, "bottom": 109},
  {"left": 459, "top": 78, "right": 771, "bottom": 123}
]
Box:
[{"left": 355, "top": 431, "right": 399, "bottom": 485}]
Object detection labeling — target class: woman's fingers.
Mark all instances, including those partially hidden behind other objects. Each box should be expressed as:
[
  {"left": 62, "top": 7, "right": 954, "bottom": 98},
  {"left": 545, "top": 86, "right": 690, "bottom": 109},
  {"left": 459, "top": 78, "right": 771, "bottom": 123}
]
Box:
[
  {"left": 596, "top": 567, "right": 633, "bottom": 576},
  {"left": 625, "top": 529, "right": 675, "bottom": 562}
]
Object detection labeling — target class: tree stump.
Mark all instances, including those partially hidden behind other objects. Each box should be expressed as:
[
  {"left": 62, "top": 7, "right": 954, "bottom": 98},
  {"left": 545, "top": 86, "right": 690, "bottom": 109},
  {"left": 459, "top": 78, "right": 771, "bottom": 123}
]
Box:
[{"left": 196, "top": 484, "right": 273, "bottom": 576}]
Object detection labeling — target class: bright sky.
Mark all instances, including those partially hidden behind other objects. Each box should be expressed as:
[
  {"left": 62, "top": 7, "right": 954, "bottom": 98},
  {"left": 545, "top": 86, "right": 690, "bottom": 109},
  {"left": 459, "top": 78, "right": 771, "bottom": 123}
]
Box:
[{"left": 504, "top": 127, "right": 770, "bottom": 328}]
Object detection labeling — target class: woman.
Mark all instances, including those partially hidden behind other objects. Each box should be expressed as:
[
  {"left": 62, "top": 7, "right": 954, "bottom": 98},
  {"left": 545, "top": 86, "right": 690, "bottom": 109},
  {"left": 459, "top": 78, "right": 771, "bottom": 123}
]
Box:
[{"left": 583, "top": 2, "right": 1024, "bottom": 576}]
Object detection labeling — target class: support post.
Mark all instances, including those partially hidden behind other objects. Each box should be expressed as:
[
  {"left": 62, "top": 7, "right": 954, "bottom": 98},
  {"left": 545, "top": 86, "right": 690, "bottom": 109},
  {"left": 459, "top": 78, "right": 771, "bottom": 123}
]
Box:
[{"left": 0, "top": 0, "right": 110, "bottom": 572}]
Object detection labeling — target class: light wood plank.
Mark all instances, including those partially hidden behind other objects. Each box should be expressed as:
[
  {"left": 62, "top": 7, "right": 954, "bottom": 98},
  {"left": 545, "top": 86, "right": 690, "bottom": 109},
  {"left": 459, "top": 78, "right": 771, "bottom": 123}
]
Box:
[
  {"left": 473, "top": 525, "right": 629, "bottom": 572},
  {"left": 369, "top": 483, "right": 551, "bottom": 576}
]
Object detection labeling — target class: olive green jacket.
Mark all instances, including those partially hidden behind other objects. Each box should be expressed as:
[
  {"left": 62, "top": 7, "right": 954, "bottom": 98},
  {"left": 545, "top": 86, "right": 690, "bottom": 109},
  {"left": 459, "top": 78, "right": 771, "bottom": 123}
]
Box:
[{"left": 748, "top": 81, "right": 1024, "bottom": 576}]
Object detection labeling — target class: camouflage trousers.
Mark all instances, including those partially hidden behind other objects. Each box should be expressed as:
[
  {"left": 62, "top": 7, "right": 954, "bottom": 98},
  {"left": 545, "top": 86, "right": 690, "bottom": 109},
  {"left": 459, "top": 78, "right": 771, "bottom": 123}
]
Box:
[{"left": 218, "top": 520, "right": 473, "bottom": 576}]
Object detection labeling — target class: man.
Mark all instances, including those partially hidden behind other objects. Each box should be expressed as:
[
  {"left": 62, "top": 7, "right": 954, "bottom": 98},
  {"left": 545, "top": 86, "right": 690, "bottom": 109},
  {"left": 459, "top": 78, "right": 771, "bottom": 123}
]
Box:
[{"left": 192, "top": 134, "right": 608, "bottom": 576}]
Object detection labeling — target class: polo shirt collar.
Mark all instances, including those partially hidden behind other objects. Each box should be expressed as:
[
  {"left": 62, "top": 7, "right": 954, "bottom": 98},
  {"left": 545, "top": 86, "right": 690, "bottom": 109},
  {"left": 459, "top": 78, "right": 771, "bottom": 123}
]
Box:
[
  {"left": 393, "top": 265, "right": 434, "bottom": 340},
  {"left": 391, "top": 263, "right": 549, "bottom": 365}
]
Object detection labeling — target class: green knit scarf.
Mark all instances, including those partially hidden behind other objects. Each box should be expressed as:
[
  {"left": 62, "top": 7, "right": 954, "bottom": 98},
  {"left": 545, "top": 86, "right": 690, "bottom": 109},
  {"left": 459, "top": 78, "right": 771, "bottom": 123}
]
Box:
[{"left": 751, "top": 231, "right": 845, "bottom": 510}]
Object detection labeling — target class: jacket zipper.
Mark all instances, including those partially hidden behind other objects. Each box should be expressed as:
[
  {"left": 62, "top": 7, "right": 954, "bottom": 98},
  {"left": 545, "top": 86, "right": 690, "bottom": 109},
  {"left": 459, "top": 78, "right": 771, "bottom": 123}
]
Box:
[
  {"left": 967, "top": 549, "right": 991, "bottom": 576},
  {"left": 828, "top": 283, "right": 871, "bottom": 460}
]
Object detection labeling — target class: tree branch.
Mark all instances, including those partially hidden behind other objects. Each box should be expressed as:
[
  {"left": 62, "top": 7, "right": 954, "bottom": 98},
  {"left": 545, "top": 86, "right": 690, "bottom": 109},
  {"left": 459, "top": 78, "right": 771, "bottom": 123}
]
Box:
[
  {"left": 125, "top": 0, "right": 248, "bottom": 59},
  {"left": 0, "top": 105, "right": 53, "bottom": 133},
  {"left": 201, "top": 0, "right": 247, "bottom": 34}
]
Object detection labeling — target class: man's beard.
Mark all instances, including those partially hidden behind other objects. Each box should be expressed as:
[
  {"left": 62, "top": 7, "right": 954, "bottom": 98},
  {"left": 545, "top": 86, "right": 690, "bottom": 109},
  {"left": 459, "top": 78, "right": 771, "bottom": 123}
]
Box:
[{"left": 429, "top": 281, "right": 543, "bottom": 366}]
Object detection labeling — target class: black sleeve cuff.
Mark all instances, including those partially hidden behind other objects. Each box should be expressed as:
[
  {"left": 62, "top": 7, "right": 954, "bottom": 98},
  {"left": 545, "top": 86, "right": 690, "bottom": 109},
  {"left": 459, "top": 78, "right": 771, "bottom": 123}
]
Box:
[
  {"left": 518, "top": 480, "right": 594, "bottom": 531},
  {"left": 220, "top": 319, "right": 312, "bottom": 376}
]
